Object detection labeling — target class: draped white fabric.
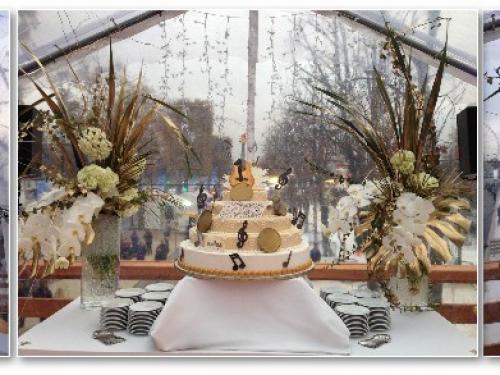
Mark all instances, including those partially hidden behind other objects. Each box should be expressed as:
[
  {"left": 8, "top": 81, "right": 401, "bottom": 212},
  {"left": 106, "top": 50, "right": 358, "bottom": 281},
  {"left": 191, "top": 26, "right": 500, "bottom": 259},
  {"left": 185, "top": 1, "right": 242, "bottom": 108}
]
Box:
[{"left": 151, "top": 276, "right": 351, "bottom": 355}]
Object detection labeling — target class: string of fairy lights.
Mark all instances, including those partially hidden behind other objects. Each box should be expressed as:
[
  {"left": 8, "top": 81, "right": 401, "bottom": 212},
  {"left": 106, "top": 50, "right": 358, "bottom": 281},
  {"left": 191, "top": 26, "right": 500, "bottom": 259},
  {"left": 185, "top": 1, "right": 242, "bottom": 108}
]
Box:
[{"left": 39, "top": 10, "right": 472, "bottom": 151}]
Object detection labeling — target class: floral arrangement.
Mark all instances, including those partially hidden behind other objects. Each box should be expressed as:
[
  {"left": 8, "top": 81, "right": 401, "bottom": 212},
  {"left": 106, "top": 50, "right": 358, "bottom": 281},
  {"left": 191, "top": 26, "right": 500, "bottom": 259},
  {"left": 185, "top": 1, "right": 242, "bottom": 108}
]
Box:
[
  {"left": 18, "top": 42, "right": 197, "bottom": 277},
  {"left": 301, "top": 23, "right": 472, "bottom": 302}
]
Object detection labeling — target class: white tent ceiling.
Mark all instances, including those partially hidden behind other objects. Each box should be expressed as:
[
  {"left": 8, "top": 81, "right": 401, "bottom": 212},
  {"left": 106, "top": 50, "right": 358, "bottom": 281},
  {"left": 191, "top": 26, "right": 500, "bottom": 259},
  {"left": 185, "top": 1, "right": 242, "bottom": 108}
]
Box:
[{"left": 484, "top": 10, "right": 500, "bottom": 161}]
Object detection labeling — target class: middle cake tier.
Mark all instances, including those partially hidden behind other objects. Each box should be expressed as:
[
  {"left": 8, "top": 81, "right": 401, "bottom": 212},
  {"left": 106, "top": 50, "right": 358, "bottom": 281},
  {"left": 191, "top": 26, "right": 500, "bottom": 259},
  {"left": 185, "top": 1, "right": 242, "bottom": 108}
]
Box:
[
  {"left": 189, "top": 226, "right": 303, "bottom": 251},
  {"left": 211, "top": 214, "right": 293, "bottom": 233}
]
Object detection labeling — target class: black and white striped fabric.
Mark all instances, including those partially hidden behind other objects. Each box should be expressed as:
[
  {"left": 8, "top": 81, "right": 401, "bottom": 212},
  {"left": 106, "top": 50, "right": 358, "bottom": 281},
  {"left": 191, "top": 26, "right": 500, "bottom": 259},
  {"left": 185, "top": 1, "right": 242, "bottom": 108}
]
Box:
[
  {"left": 100, "top": 298, "right": 133, "bottom": 331},
  {"left": 127, "top": 301, "right": 163, "bottom": 336},
  {"left": 115, "top": 288, "right": 146, "bottom": 303},
  {"left": 357, "top": 297, "right": 391, "bottom": 332},
  {"left": 335, "top": 304, "right": 370, "bottom": 338}
]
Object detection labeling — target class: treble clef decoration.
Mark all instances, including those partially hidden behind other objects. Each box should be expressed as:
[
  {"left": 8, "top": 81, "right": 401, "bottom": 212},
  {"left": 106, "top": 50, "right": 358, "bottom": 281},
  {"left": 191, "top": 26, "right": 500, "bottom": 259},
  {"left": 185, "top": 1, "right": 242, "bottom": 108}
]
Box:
[
  {"left": 237, "top": 220, "right": 249, "bottom": 249},
  {"left": 275, "top": 168, "right": 292, "bottom": 190},
  {"left": 197, "top": 184, "right": 207, "bottom": 210}
]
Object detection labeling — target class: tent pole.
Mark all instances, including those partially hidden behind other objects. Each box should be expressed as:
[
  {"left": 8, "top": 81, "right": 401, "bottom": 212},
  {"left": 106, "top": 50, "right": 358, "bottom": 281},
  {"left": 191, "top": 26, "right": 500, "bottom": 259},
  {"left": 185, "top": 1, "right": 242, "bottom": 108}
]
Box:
[{"left": 247, "top": 10, "right": 258, "bottom": 162}]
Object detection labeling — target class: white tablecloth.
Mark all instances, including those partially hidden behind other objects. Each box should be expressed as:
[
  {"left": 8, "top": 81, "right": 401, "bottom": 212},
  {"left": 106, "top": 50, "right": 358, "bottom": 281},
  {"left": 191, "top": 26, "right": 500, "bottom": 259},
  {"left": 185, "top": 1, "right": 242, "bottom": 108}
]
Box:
[
  {"left": 151, "top": 277, "right": 350, "bottom": 355},
  {"left": 17, "top": 280, "right": 477, "bottom": 356}
]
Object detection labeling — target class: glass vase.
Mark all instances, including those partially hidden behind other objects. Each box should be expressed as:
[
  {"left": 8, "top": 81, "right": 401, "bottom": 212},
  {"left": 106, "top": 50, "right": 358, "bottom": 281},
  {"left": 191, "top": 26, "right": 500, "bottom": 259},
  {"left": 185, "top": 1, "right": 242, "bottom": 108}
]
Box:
[
  {"left": 388, "top": 275, "right": 429, "bottom": 309},
  {"left": 80, "top": 214, "right": 121, "bottom": 310}
]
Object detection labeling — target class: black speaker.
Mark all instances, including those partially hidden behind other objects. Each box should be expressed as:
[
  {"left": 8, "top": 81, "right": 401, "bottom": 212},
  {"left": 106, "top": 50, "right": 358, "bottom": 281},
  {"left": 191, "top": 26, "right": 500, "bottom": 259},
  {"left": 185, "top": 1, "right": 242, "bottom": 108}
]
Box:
[{"left": 456, "top": 106, "right": 477, "bottom": 176}]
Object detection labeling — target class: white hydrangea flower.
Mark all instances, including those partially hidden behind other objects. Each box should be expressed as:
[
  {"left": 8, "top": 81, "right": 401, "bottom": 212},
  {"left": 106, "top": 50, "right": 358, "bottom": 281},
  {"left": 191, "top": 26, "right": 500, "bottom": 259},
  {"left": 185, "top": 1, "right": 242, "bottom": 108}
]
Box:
[
  {"left": 120, "top": 187, "right": 139, "bottom": 202},
  {"left": 390, "top": 150, "right": 415, "bottom": 175},
  {"left": 77, "top": 165, "right": 119, "bottom": 195},
  {"left": 78, "top": 127, "right": 112, "bottom": 162}
]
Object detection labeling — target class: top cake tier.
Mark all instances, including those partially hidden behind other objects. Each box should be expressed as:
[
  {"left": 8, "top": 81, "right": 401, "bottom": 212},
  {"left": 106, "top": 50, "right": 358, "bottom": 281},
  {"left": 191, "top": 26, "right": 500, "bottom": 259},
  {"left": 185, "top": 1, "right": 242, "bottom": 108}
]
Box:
[{"left": 221, "top": 188, "right": 268, "bottom": 201}]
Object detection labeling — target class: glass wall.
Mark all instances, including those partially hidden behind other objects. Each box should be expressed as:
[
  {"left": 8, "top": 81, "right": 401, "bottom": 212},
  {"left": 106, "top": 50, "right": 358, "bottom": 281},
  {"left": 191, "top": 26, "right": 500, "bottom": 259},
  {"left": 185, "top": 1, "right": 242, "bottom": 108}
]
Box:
[{"left": 18, "top": 10, "right": 477, "bottom": 266}]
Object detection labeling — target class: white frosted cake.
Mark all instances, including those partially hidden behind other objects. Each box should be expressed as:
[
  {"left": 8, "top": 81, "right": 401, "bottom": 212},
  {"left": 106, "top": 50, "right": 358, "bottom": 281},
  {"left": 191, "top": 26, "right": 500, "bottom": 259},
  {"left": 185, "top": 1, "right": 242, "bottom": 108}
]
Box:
[{"left": 176, "top": 164, "right": 313, "bottom": 279}]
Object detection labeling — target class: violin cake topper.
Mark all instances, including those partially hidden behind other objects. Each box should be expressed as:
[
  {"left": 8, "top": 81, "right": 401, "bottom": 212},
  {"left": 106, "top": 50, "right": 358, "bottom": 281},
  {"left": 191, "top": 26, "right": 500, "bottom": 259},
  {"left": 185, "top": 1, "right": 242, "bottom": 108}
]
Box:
[
  {"left": 275, "top": 168, "right": 292, "bottom": 190},
  {"left": 237, "top": 220, "right": 249, "bottom": 249}
]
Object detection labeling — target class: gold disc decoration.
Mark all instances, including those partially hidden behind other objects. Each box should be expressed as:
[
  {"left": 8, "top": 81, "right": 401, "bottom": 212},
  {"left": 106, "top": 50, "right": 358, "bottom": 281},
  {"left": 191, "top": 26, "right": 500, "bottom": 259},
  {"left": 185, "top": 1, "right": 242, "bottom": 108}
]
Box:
[
  {"left": 257, "top": 228, "right": 282, "bottom": 253},
  {"left": 197, "top": 210, "right": 213, "bottom": 233},
  {"left": 230, "top": 182, "right": 253, "bottom": 201}
]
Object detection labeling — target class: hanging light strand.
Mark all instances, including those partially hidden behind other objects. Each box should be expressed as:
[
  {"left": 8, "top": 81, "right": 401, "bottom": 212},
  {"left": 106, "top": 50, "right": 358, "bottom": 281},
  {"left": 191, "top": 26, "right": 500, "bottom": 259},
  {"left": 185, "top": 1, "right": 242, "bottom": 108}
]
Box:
[
  {"left": 216, "top": 16, "right": 231, "bottom": 136},
  {"left": 159, "top": 15, "right": 172, "bottom": 100},
  {"left": 267, "top": 16, "right": 279, "bottom": 124}
]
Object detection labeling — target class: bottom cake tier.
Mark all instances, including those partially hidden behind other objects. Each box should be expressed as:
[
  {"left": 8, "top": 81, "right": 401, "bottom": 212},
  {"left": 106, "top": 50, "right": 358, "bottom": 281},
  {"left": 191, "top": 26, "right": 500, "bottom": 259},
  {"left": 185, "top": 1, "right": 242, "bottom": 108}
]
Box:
[{"left": 176, "top": 239, "right": 313, "bottom": 280}]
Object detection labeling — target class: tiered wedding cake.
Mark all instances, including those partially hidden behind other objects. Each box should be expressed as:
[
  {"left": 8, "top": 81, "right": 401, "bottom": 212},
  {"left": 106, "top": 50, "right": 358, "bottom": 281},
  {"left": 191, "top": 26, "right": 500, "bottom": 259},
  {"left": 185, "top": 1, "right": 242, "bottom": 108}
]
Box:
[{"left": 176, "top": 158, "right": 313, "bottom": 279}]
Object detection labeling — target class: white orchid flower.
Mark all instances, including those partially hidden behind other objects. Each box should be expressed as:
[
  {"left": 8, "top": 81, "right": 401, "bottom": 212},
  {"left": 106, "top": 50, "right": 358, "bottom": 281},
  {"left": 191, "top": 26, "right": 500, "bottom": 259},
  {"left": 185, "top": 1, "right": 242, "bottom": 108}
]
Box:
[
  {"left": 346, "top": 183, "right": 377, "bottom": 207},
  {"left": 382, "top": 226, "right": 422, "bottom": 263},
  {"left": 337, "top": 196, "right": 358, "bottom": 218},
  {"left": 61, "top": 222, "right": 86, "bottom": 242},
  {"left": 18, "top": 237, "right": 34, "bottom": 261},
  {"left": 24, "top": 187, "right": 68, "bottom": 212},
  {"left": 393, "top": 192, "right": 434, "bottom": 237},
  {"left": 21, "top": 212, "right": 54, "bottom": 238},
  {"left": 65, "top": 192, "right": 104, "bottom": 224},
  {"left": 39, "top": 235, "right": 58, "bottom": 261},
  {"left": 58, "top": 234, "right": 82, "bottom": 258},
  {"left": 20, "top": 213, "right": 60, "bottom": 259},
  {"left": 328, "top": 207, "right": 353, "bottom": 235}
]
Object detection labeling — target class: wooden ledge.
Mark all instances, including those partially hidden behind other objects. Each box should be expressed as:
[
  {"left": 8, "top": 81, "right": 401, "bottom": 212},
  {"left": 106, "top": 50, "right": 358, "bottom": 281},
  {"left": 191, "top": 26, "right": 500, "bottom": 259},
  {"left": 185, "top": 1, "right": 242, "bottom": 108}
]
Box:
[
  {"left": 484, "top": 343, "right": 500, "bottom": 356},
  {"left": 19, "top": 261, "right": 477, "bottom": 283},
  {"left": 485, "top": 261, "right": 500, "bottom": 281}
]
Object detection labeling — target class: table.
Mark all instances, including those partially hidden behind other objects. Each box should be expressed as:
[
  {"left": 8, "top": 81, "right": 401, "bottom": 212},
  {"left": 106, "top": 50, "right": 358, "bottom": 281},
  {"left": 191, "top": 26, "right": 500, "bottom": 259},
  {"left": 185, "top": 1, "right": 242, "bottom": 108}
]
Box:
[{"left": 18, "top": 299, "right": 477, "bottom": 356}]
